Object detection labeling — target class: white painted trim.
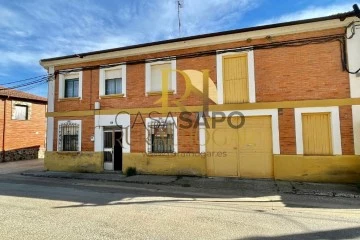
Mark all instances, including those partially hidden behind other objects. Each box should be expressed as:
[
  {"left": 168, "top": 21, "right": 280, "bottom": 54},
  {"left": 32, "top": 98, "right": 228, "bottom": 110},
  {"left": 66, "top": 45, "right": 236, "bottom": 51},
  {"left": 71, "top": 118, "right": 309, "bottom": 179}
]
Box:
[
  {"left": 216, "top": 49, "right": 256, "bottom": 104},
  {"left": 58, "top": 71, "right": 83, "bottom": 99},
  {"left": 201, "top": 109, "right": 280, "bottom": 154},
  {"left": 199, "top": 115, "right": 206, "bottom": 153},
  {"left": 294, "top": 107, "right": 342, "bottom": 155},
  {"left": 352, "top": 105, "right": 360, "bottom": 155},
  {"left": 99, "top": 64, "right": 127, "bottom": 97},
  {"left": 57, "top": 120, "right": 82, "bottom": 152},
  {"left": 94, "top": 114, "right": 131, "bottom": 153},
  {"left": 47, "top": 66, "right": 55, "bottom": 112},
  {"left": 145, "top": 117, "right": 178, "bottom": 153},
  {"left": 145, "top": 59, "right": 177, "bottom": 96},
  {"left": 46, "top": 117, "right": 54, "bottom": 151},
  {"left": 41, "top": 17, "right": 356, "bottom": 68}
]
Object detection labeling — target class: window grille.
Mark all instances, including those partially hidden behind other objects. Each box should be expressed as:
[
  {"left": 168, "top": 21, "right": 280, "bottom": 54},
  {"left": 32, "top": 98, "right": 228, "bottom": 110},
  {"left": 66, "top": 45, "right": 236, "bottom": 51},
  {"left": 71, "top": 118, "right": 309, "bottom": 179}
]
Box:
[
  {"left": 58, "top": 121, "right": 79, "bottom": 151},
  {"left": 147, "top": 121, "right": 174, "bottom": 153}
]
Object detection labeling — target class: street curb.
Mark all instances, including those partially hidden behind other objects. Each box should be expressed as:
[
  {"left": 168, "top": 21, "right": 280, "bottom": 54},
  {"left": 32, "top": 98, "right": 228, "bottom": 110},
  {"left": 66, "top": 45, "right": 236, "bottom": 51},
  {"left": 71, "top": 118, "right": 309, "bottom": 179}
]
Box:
[{"left": 21, "top": 172, "right": 360, "bottom": 199}]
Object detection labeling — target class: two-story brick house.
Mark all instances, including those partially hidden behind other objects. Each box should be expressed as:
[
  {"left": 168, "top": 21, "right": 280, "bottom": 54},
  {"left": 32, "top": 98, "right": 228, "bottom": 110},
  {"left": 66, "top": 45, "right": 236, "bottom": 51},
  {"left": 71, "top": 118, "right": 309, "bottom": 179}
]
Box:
[
  {"left": 0, "top": 87, "right": 47, "bottom": 161},
  {"left": 40, "top": 7, "right": 360, "bottom": 183}
]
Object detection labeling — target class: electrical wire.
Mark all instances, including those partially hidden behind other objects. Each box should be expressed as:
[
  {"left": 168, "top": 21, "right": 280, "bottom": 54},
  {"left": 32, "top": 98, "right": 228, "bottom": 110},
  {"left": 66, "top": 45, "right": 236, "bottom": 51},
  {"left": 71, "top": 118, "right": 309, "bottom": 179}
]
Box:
[
  {"left": 3, "top": 28, "right": 359, "bottom": 92},
  {"left": 0, "top": 74, "right": 54, "bottom": 91},
  {"left": 57, "top": 33, "right": 356, "bottom": 76}
]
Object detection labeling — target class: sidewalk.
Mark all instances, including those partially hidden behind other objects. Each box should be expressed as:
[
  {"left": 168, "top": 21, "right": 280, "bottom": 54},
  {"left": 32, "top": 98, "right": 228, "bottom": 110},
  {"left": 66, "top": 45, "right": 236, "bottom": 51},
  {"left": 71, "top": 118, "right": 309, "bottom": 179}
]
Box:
[{"left": 21, "top": 170, "right": 360, "bottom": 198}]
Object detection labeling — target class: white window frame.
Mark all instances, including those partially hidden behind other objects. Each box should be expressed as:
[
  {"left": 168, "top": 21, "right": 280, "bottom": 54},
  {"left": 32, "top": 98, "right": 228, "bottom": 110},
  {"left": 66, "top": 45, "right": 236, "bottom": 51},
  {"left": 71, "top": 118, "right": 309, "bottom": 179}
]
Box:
[
  {"left": 294, "top": 107, "right": 342, "bottom": 155},
  {"left": 57, "top": 120, "right": 82, "bottom": 152},
  {"left": 199, "top": 109, "right": 279, "bottom": 154},
  {"left": 145, "top": 117, "right": 178, "bottom": 153},
  {"left": 99, "top": 65, "right": 127, "bottom": 97},
  {"left": 145, "top": 59, "right": 177, "bottom": 96},
  {"left": 58, "top": 70, "right": 83, "bottom": 99},
  {"left": 216, "top": 49, "right": 255, "bottom": 104}
]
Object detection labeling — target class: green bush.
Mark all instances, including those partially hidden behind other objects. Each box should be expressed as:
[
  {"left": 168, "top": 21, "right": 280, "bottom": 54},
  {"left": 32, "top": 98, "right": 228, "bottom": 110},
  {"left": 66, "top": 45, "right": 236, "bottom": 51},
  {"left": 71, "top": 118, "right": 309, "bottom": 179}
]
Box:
[{"left": 125, "top": 167, "right": 137, "bottom": 177}]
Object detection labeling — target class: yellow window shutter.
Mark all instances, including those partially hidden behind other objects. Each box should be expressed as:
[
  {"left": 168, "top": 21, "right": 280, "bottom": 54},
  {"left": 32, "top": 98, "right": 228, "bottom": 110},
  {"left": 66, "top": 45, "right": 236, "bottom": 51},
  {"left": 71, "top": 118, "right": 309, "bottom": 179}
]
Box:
[
  {"left": 302, "top": 113, "right": 333, "bottom": 155},
  {"left": 222, "top": 54, "right": 249, "bottom": 103}
]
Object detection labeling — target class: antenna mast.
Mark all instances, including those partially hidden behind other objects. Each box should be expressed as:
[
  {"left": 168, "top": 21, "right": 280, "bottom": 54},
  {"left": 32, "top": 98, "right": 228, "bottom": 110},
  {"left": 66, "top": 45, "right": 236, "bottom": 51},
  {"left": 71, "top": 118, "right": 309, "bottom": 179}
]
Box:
[{"left": 177, "top": 0, "right": 184, "bottom": 36}]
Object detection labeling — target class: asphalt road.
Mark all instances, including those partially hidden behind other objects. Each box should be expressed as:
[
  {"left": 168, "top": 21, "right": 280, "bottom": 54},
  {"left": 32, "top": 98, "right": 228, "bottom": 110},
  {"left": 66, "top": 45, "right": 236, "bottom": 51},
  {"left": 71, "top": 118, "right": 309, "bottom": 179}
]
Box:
[{"left": 0, "top": 160, "right": 359, "bottom": 240}]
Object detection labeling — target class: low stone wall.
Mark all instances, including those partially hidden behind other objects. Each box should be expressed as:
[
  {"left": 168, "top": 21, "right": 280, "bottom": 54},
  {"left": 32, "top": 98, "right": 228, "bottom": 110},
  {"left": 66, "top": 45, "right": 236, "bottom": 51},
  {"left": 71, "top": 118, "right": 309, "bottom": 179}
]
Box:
[
  {"left": 44, "top": 151, "right": 103, "bottom": 173},
  {"left": 0, "top": 147, "right": 45, "bottom": 162}
]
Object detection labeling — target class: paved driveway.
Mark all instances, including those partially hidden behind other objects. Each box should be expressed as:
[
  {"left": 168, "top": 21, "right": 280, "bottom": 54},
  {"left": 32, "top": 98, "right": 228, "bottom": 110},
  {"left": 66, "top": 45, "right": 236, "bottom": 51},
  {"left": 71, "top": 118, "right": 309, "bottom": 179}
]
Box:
[{"left": 0, "top": 159, "right": 44, "bottom": 174}]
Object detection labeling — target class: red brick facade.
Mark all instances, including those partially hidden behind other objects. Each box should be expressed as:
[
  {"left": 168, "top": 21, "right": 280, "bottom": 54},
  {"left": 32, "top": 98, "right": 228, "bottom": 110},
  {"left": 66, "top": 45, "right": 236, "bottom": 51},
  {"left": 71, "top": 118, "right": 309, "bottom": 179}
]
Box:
[
  {"left": 0, "top": 98, "right": 46, "bottom": 161},
  {"left": 51, "top": 27, "right": 354, "bottom": 155}
]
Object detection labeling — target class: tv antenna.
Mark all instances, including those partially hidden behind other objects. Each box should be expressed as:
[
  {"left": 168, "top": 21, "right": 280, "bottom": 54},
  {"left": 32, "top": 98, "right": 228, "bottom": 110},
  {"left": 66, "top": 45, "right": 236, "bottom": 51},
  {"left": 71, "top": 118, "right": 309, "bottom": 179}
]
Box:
[{"left": 177, "top": 0, "right": 184, "bottom": 36}]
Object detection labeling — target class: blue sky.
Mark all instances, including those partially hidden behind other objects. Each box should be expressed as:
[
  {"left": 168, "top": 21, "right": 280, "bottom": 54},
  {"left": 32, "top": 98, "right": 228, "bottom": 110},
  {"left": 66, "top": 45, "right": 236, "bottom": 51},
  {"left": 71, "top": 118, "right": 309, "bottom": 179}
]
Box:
[{"left": 0, "top": 0, "right": 358, "bottom": 97}]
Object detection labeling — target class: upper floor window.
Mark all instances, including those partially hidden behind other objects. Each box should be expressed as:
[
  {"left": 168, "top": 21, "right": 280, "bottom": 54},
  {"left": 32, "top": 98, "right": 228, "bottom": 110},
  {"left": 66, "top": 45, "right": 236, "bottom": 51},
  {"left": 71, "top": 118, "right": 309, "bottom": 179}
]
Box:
[
  {"left": 99, "top": 65, "right": 126, "bottom": 97},
  {"left": 65, "top": 78, "right": 79, "bottom": 98},
  {"left": 145, "top": 59, "right": 176, "bottom": 95},
  {"left": 58, "top": 120, "right": 81, "bottom": 151},
  {"left": 59, "top": 71, "right": 83, "bottom": 99},
  {"left": 216, "top": 50, "right": 255, "bottom": 104},
  {"left": 14, "top": 105, "right": 28, "bottom": 120}
]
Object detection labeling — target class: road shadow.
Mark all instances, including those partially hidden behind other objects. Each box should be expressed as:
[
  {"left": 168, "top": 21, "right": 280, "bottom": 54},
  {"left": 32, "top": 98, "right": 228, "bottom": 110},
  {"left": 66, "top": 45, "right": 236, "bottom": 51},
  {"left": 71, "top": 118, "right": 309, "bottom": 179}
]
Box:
[
  {"left": 240, "top": 226, "right": 360, "bottom": 240},
  {"left": 0, "top": 173, "right": 359, "bottom": 211}
]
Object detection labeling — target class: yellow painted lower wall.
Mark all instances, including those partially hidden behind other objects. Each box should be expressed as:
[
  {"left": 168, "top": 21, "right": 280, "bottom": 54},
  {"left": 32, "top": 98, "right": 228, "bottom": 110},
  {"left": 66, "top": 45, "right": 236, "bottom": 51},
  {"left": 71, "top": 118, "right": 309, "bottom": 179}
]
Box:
[
  {"left": 123, "top": 153, "right": 206, "bottom": 176},
  {"left": 45, "top": 151, "right": 103, "bottom": 173},
  {"left": 274, "top": 155, "right": 360, "bottom": 183}
]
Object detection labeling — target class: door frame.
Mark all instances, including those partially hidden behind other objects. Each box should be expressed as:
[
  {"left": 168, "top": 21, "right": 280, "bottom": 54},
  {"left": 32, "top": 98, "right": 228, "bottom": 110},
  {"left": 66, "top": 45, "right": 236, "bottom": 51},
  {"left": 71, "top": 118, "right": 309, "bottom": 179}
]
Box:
[{"left": 103, "top": 128, "right": 122, "bottom": 171}]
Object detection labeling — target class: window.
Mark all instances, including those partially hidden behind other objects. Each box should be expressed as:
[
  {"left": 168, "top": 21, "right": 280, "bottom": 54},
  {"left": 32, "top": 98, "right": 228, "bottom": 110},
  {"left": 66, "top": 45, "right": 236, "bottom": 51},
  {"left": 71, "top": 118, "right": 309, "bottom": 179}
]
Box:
[
  {"left": 65, "top": 78, "right": 79, "bottom": 98},
  {"left": 302, "top": 113, "right": 332, "bottom": 155},
  {"left": 145, "top": 59, "right": 176, "bottom": 95},
  {"left": 105, "top": 78, "right": 122, "bottom": 95},
  {"left": 146, "top": 117, "right": 178, "bottom": 153},
  {"left": 216, "top": 50, "right": 255, "bottom": 104},
  {"left": 58, "top": 120, "right": 81, "bottom": 151},
  {"left": 99, "top": 66, "right": 126, "bottom": 97},
  {"left": 14, "top": 105, "right": 28, "bottom": 120},
  {"left": 294, "top": 107, "right": 342, "bottom": 155},
  {"left": 59, "top": 71, "right": 82, "bottom": 99}
]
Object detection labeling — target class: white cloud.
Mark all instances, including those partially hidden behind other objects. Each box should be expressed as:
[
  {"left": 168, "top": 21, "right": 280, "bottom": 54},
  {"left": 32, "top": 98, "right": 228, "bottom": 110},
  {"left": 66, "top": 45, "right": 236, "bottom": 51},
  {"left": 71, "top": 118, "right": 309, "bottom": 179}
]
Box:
[{"left": 258, "top": 2, "right": 358, "bottom": 26}]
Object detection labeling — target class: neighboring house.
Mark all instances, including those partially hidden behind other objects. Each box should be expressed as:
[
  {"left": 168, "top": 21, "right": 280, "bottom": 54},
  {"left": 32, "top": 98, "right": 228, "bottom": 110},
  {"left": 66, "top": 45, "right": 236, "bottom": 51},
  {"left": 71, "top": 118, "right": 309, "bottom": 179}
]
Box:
[
  {"left": 40, "top": 9, "right": 360, "bottom": 183},
  {"left": 0, "top": 87, "right": 47, "bottom": 162}
]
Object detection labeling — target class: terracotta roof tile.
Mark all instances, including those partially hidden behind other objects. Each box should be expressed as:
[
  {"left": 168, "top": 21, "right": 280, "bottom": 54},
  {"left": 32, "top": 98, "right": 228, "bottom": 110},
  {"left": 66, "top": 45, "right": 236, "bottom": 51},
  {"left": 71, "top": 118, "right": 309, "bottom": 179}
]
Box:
[{"left": 0, "top": 86, "right": 47, "bottom": 103}]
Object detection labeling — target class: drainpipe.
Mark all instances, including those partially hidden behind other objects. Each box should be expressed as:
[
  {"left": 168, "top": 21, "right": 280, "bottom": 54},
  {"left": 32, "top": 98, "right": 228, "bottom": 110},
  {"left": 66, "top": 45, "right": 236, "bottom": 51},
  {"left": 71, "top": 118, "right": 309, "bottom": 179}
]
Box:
[{"left": 2, "top": 97, "right": 7, "bottom": 162}]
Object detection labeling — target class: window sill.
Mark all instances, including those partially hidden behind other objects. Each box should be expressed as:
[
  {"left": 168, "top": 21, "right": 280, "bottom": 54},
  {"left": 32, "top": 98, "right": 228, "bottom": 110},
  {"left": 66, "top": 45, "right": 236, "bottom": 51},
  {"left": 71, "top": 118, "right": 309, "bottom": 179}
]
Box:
[
  {"left": 100, "top": 94, "right": 125, "bottom": 99},
  {"left": 146, "top": 90, "right": 175, "bottom": 96},
  {"left": 58, "top": 97, "right": 81, "bottom": 101},
  {"left": 56, "top": 151, "right": 81, "bottom": 155},
  {"left": 146, "top": 153, "right": 177, "bottom": 157}
]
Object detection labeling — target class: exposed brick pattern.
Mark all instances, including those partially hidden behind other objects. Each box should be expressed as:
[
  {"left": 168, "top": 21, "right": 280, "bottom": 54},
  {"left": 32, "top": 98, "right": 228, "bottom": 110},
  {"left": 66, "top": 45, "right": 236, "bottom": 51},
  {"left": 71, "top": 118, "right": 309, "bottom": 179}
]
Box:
[
  {"left": 0, "top": 99, "right": 46, "bottom": 162},
  {"left": 51, "top": 27, "right": 355, "bottom": 155},
  {"left": 278, "top": 108, "right": 296, "bottom": 154},
  {"left": 339, "top": 106, "right": 354, "bottom": 155}
]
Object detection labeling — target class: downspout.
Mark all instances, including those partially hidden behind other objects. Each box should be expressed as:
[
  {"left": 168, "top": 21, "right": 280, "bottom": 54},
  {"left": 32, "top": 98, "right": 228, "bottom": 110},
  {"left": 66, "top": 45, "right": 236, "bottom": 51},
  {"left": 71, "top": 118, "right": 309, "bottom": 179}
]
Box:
[{"left": 2, "top": 97, "right": 7, "bottom": 162}]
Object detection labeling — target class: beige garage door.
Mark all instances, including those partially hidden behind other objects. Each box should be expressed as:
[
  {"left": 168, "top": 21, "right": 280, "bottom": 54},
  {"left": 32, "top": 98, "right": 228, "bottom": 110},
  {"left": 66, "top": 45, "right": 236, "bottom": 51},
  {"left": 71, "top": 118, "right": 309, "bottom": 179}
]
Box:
[{"left": 206, "top": 116, "right": 273, "bottom": 178}]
